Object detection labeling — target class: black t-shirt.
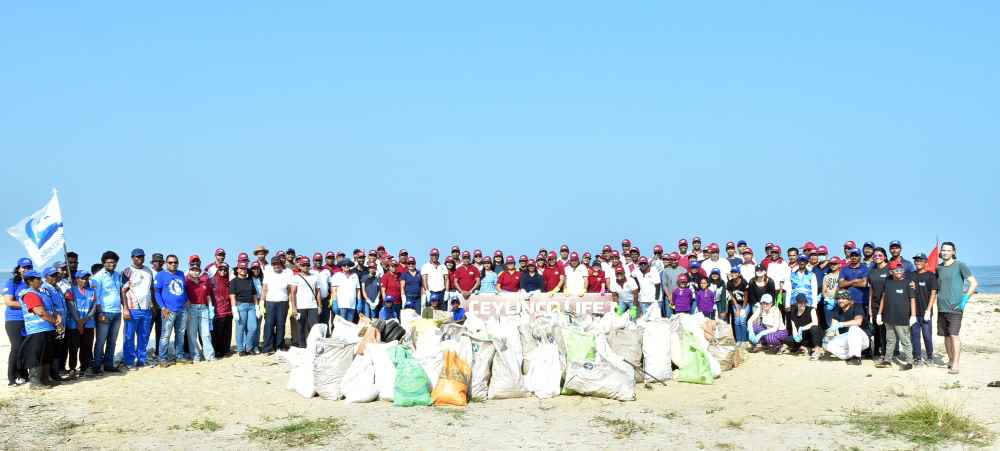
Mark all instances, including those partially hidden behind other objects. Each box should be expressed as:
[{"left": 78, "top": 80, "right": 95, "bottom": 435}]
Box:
[
  {"left": 747, "top": 278, "right": 776, "bottom": 307},
  {"left": 867, "top": 266, "right": 890, "bottom": 308},
  {"left": 882, "top": 278, "right": 914, "bottom": 325},
  {"left": 832, "top": 303, "right": 864, "bottom": 334},
  {"left": 909, "top": 271, "right": 938, "bottom": 316},
  {"left": 790, "top": 306, "right": 814, "bottom": 329},
  {"left": 727, "top": 279, "right": 748, "bottom": 306},
  {"left": 229, "top": 277, "right": 258, "bottom": 303}
]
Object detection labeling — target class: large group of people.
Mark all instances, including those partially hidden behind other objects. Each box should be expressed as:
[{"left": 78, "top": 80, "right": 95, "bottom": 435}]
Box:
[{"left": 3, "top": 237, "right": 979, "bottom": 391}]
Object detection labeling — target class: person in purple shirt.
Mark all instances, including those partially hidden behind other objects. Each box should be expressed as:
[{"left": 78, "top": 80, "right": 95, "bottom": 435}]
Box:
[
  {"left": 695, "top": 277, "right": 717, "bottom": 319},
  {"left": 672, "top": 274, "right": 695, "bottom": 314}
]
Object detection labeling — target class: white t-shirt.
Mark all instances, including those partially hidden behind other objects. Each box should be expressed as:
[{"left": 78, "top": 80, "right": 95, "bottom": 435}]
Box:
[
  {"left": 637, "top": 269, "right": 660, "bottom": 303},
  {"left": 123, "top": 265, "right": 154, "bottom": 309},
  {"left": 420, "top": 262, "right": 449, "bottom": 292},
  {"left": 563, "top": 264, "right": 589, "bottom": 296},
  {"left": 610, "top": 277, "right": 638, "bottom": 300},
  {"left": 311, "top": 268, "right": 331, "bottom": 299},
  {"left": 262, "top": 270, "right": 292, "bottom": 302},
  {"left": 701, "top": 258, "right": 732, "bottom": 280},
  {"left": 330, "top": 272, "right": 360, "bottom": 310},
  {"left": 290, "top": 272, "right": 320, "bottom": 309}
]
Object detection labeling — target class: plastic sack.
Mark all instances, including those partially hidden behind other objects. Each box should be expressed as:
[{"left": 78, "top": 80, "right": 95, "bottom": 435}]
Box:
[
  {"left": 341, "top": 354, "right": 378, "bottom": 403},
  {"left": 641, "top": 319, "right": 672, "bottom": 381},
  {"left": 525, "top": 342, "right": 561, "bottom": 399},
  {"left": 562, "top": 328, "right": 597, "bottom": 363},
  {"left": 563, "top": 335, "right": 636, "bottom": 401},
  {"left": 287, "top": 324, "right": 329, "bottom": 398},
  {"left": 432, "top": 350, "right": 472, "bottom": 406},
  {"left": 333, "top": 316, "right": 361, "bottom": 344},
  {"left": 707, "top": 344, "right": 743, "bottom": 371},
  {"left": 313, "top": 336, "right": 357, "bottom": 400},
  {"left": 469, "top": 337, "right": 495, "bottom": 402},
  {"left": 367, "top": 343, "right": 398, "bottom": 401},
  {"left": 675, "top": 331, "right": 715, "bottom": 385},
  {"left": 390, "top": 346, "right": 432, "bottom": 407},
  {"left": 487, "top": 335, "right": 528, "bottom": 399},
  {"left": 607, "top": 327, "right": 643, "bottom": 383}
]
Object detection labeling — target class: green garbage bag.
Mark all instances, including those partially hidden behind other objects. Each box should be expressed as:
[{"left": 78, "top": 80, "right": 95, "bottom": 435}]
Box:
[
  {"left": 562, "top": 328, "right": 596, "bottom": 363},
  {"left": 675, "top": 331, "right": 714, "bottom": 385},
  {"left": 390, "top": 346, "right": 433, "bottom": 406}
]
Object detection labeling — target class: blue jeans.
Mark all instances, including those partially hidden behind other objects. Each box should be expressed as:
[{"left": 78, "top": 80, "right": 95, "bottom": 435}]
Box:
[
  {"left": 733, "top": 305, "right": 751, "bottom": 343},
  {"left": 123, "top": 309, "right": 153, "bottom": 366},
  {"left": 159, "top": 307, "right": 188, "bottom": 362},
  {"left": 659, "top": 299, "right": 673, "bottom": 318},
  {"left": 356, "top": 299, "right": 376, "bottom": 319},
  {"left": 380, "top": 297, "right": 400, "bottom": 320},
  {"left": 235, "top": 303, "right": 259, "bottom": 353},
  {"left": 403, "top": 294, "right": 421, "bottom": 315},
  {"left": 93, "top": 311, "right": 122, "bottom": 370},
  {"left": 337, "top": 308, "right": 357, "bottom": 323},
  {"left": 911, "top": 315, "right": 933, "bottom": 360},
  {"left": 186, "top": 304, "right": 215, "bottom": 361}
]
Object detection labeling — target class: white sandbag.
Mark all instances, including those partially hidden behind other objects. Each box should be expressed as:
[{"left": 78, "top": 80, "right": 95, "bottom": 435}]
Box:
[
  {"left": 287, "top": 324, "right": 330, "bottom": 398},
  {"left": 641, "top": 319, "right": 672, "bottom": 381},
  {"left": 487, "top": 336, "right": 528, "bottom": 399},
  {"left": 607, "top": 326, "right": 643, "bottom": 383},
  {"left": 276, "top": 346, "right": 306, "bottom": 368},
  {"left": 463, "top": 312, "right": 488, "bottom": 337},
  {"left": 332, "top": 316, "right": 361, "bottom": 344},
  {"left": 313, "top": 337, "right": 356, "bottom": 400},
  {"left": 340, "top": 354, "right": 379, "bottom": 403},
  {"left": 469, "top": 337, "right": 495, "bottom": 402},
  {"left": 412, "top": 323, "right": 444, "bottom": 389},
  {"left": 400, "top": 308, "right": 420, "bottom": 337},
  {"left": 563, "top": 335, "right": 636, "bottom": 401},
  {"left": 525, "top": 342, "right": 561, "bottom": 399},
  {"left": 367, "top": 343, "right": 398, "bottom": 401}
]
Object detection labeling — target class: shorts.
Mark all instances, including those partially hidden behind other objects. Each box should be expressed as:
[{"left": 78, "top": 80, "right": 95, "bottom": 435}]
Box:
[{"left": 937, "top": 311, "right": 962, "bottom": 337}]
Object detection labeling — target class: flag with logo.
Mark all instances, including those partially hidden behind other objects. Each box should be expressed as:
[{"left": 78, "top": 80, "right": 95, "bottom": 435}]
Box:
[{"left": 7, "top": 189, "right": 66, "bottom": 266}]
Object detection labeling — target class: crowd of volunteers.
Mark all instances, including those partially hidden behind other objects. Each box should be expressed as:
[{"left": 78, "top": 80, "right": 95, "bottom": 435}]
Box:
[{"left": 3, "top": 237, "right": 979, "bottom": 390}]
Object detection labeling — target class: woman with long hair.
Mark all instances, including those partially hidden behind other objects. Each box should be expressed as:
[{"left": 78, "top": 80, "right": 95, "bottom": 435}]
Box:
[
  {"left": 478, "top": 259, "right": 498, "bottom": 294},
  {"left": 4, "top": 258, "right": 33, "bottom": 386}
]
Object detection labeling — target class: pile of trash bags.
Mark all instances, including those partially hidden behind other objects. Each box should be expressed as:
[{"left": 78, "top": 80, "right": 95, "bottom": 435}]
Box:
[{"left": 278, "top": 305, "right": 745, "bottom": 406}]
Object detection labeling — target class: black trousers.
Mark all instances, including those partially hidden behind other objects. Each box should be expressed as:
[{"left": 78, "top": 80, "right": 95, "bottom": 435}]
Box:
[
  {"left": 262, "top": 301, "right": 288, "bottom": 353},
  {"left": 67, "top": 327, "right": 94, "bottom": 371},
  {"left": 5, "top": 320, "right": 28, "bottom": 383},
  {"left": 18, "top": 331, "right": 53, "bottom": 370},
  {"left": 295, "top": 308, "right": 318, "bottom": 347},
  {"left": 150, "top": 302, "right": 162, "bottom": 358},
  {"left": 211, "top": 316, "right": 232, "bottom": 358},
  {"left": 782, "top": 326, "right": 824, "bottom": 350},
  {"left": 51, "top": 333, "right": 68, "bottom": 374}
]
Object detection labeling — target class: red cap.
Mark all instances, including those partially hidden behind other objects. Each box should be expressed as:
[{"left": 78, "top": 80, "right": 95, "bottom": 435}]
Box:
[
  {"left": 570, "top": 252, "right": 579, "bottom": 261},
  {"left": 430, "top": 248, "right": 440, "bottom": 255},
  {"left": 474, "top": 249, "right": 482, "bottom": 257},
  {"left": 692, "top": 236, "right": 702, "bottom": 242},
  {"left": 189, "top": 255, "right": 201, "bottom": 264},
  {"left": 407, "top": 257, "right": 416, "bottom": 264},
  {"left": 830, "top": 256, "right": 843, "bottom": 266},
  {"left": 888, "top": 261, "right": 902, "bottom": 271},
  {"left": 844, "top": 240, "right": 857, "bottom": 249},
  {"left": 726, "top": 241, "right": 736, "bottom": 248},
  {"left": 583, "top": 252, "right": 591, "bottom": 258},
  {"left": 313, "top": 252, "right": 322, "bottom": 260},
  {"left": 677, "top": 274, "right": 689, "bottom": 283},
  {"left": 377, "top": 244, "right": 385, "bottom": 251},
  {"left": 602, "top": 244, "right": 612, "bottom": 252},
  {"left": 519, "top": 255, "right": 528, "bottom": 262},
  {"left": 494, "top": 250, "right": 503, "bottom": 257},
  {"left": 547, "top": 251, "right": 557, "bottom": 260},
  {"left": 560, "top": 244, "right": 569, "bottom": 251},
  {"left": 526, "top": 259, "right": 536, "bottom": 267},
  {"left": 325, "top": 251, "right": 335, "bottom": 257},
  {"left": 237, "top": 262, "right": 248, "bottom": 270},
  {"left": 368, "top": 250, "right": 377, "bottom": 256},
  {"left": 615, "top": 266, "right": 625, "bottom": 274},
  {"left": 742, "top": 248, "right": 754, "bottom": 255},
  {"left": 461, "top": 251, "right": 471, "bottom": 258},
  {"left": 818, "top": 245, "right": 829, "bottom": 255},
  {"left": 451, "top": 245, "right": 460, "bottom": 252},
  {"left": 629, "top": 247, "right": 640, "bottom": 254},
  {"left": 803, "top": 241, "right": 817, "bottom": 251},
  {"left": 621, "top": 239, "right": 631, "bottom": 246},
  {"left": 669, "top": 252, "right": 680, "bottom": 259},
  {"left": 215, "top": 248, "right": 225, "bottom": 256},
  {"left": 505, "top": 256, "right": 515, "bottom": 264},
  {"left": 445, "top": 256, "right": 455, "bottom": 263},
  {"left": 638, "top": 257, "right": 648, "bottom": 264},
  {"left": 366, "top": 262, "right": 377, "bottom": 268},
  {"left": 612, "top": 250, "right": 620, "bottom": 258},
  {"left": 771, "top": 245, "right": 782, "bottom": 254},
  {"left": 678, "top": 239, "right": 688, "bottom": 246},
  {"left": 708, "top": 243, "right": 720, "bottom": 252},
  {"left": 653, "top": 244, "right": 663, "bottom": 253}
]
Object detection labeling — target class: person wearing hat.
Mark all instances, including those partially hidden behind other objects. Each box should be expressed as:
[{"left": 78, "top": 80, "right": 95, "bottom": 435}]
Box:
[
  {"left": 866, "top": 248, "right": 891, "bottom": 361},
  {"left": 399, "top": 257, "right": 423, "bottom": 314},
  {"left": 497, "top": 256, "right": 521, "bottom": 294},
  {"left": 519, "top": 260, "right": 544, "bottom": 294},
  {"left": 253, "top": 246, "right": 270, "bottom": 274},
  {"left": 379, "top": 261, "right": 404, "bottom": 320},
  {"left": 707, "top": 268, "right": 728, "bottom": 320},
  {"left": 620, "top": 239, "right": 633, "bottom": 259},
  {"left": 284, "top": 249, "right": 298, "bottom": 270},
  {"left": 782, "top": 293, "right": 824, "bottom": 359},
  {"left": 210, "top": 263, "right": 234, "bottom": 358},
  {"left": 541, "top": 253, "right": 565, "bottom": 295},
  {"left": 230, "top": 262, "right": 259, "bottom": 356},
  {"left": 7, "top": 259, "right": 34, "bottom": 382},
  {"left": 861, "top": 242, "right": 876, "bottom": 268},
  {"left": 764, "top": 245, "right": 790, "bottom": 310},
  {"left": 727, "top": 266, "right": 750, "bottom": 342},
  {"left": 564, "top": 252, "right": 590, "bottom": 297},
  {"left": 747, "top": 294, "right": 787, "bottom": 353},
  {"left": 330, "top": 259, "right": 361, "bottom": 323},
  {"left": 838, "top": 248, "right": 871, "bottom": 333},
  {"left": 205, "top": 248, "right": 227, "bottom": 279},
  {"left": 309, "top": 253, "right": 333, "bottom": 327},
  {"left": 671, "top": 274, "right": 696, "bottom": 315},
  {"left": 685, "top": 259, "right": 707, "bottom": 286},
  {"left": 909, "top": 253, "right": 938, "bottom": 366},
  {"left": 289, "top": 256, "right": 321, "bottom": 347},
  {"left": 454, "top": 253, "right": 481, "bottom": 300},
  {"left": 724, "top": 242, "right": 741, "bottom": 270},
  {"left": 886, "top": 241, "right": 915, "bottom": 273},
  {"left": 359, "top": 262, "right": 382, "bottom": 320},
  {"left": 738, "top": 248, "right": 756, "bottom": 283},
  {"left": 874, "top": 261, "right": 916, "bottom": 370},
  {"left": 695, "top": 275, "right": 718, "bottom": 319},
  {"left": 66, "top": 270, "right": 97, "bottom": 377},
  {"left": 40, "top": 267, "right": 70, "bottom": 381},
  {"left": 701, "top": 243, "right": 732, "bottom": 280},
  {"left": 442, "top": 256, "right": 461, "bottom": 308},
  {"left": 690, "top": 236, "right": 705, "bottom": 261},
  {"left": 820, "top": 257, "right": 844, "bottom": 328},
  {"left": 676, "top": 239, "right": 691, "bottom": 269},
  {"left": 586, "top": 260, "right": 606, "bottom": 294},
  {"left": 154, "top": 255, "right": 188, "bottom": 366},
  {"left": 421, "top": 249, "right": 449, "bottom": 312},
  {"left": 121, "top": 248, "right": 155, "bottom": 370},
  {"left": 491, "top": 251, "right": 504, "bottom": 275},
  {"left": 90, "top": 251, "right": 123, "bottom": 375},
  {"left": 823, "top": 289, "right": 868, "bottom": 365},
  {"left": 261, "top": 255, "right": 293, "bottom": 353},
  {"left": 557, "top": 244, "right": 571, "bottom": 269},
  {"left": 747, "top": 263, "right": 777, "bottom": 313},
  {"left": 16, "top": 270, "right": 62, "bottom": 389},
  {"left": 610, "top": 266, "right": 639, "bottom": 317},
  {"left": 147, "top": 253, "right": 165, "bottom": 363},
  {"left": 789, "top": 255, "right": 818, "bottom": 310},
  {"left": 935, "top": 242, "right": 978, "bottom": 375},
  {"left": 184, "top": 256, "right": 215, "bottom": 362}
]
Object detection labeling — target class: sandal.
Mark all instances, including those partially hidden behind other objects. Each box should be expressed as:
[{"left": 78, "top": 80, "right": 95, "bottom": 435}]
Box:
[{"left": 948, "top": 368, "right": 960, "bottom": 375}]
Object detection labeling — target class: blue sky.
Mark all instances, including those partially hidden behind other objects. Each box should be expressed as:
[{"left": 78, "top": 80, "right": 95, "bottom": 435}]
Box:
[{"left": 2, "top": 2, "right": 998, "bottom": 267}]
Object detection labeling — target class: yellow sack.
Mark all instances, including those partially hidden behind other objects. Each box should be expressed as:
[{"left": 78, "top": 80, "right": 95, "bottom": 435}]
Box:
[{"left": 432, "top": 350, "right": 472, "bottom": 407}]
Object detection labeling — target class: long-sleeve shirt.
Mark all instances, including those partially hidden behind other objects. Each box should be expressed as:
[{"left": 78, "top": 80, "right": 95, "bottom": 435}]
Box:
[
  {"left": 672, "top": 287, "right": 695, "bottom": 313},
  {"left": 695, "top": 289, "right": 716, "bottom": 314},
  {"left": 212, "top": 274, "right": 232, "bottom": 317}
]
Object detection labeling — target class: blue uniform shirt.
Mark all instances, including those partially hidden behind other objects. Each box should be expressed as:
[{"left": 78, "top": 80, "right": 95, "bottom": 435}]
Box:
[
  {"left": 3, "top": 279, "right": 27, "bottom": 321},
  {"left": 91, "top": 269, "right": 123, "bottom": 314},
  {"left": 839, "top": 264, "right": 870, "bottom": 305}
]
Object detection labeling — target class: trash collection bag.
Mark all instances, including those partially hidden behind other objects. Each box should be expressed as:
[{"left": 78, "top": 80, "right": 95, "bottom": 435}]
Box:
[
  {"left": 313, "top": 337, "right": 356, "bottom": 400},
  {"left": 641, "top": 319, "right": 672, "bottom": 381},
  {"left": 469, "top": 337, "right": 495, "bottom": 402},
  {"left": 487, "top": 335, "right": 528, "bottom": 399},
  {"left": 562, "top": 328, "right": 597, "bottom": 363},
  {"left": 707, "top": 344, "right": 743, "bottom": 371},
  {"left": 525, "top": 342, "right": 561, "bottom": 399},
  {"left": 390, "top": 346, "right": 432, "bottom": 407},
  {"left": 333, "top": 316, "right": 361, "bottom": 344},
  {"left": 341, "top": 354, "right": 378, "bottom": 403},
  {"left": 607, "top": 327, "right": 643, "bottom": 383},
  {"left": 367, "top": 343, "right": 398, "bottom": 401},
  {"left": 675, "top": 331, "right": 715, "bottom": 385},
  {"left": 287, "top": 324, "right": 330, "bottom": 398},
  {"left": 563, "top": 335, "right": 635, "bottom": 401},
  {"left": 432, "top": 350, "right": 472, "bottom": 406}
]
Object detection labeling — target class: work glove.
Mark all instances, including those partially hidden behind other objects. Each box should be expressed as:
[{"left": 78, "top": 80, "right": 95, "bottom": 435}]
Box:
[
  {"left": 959, "top": 294, "right": 971, "bottom": 311},
  {"left": 923, "top": 309, "right": 931, "bottom": 322},
  {"left": 793, "top": 331, "right": 803, "bottom": 343},
  {"left": 908, "top": 316, "right": 917, "bottom": 327},
  {"left": 748, "top": 331, "right": 761, "bottom": 345},
  {"left": 875, "top": 314, "right": 883, "bottom": 326}
]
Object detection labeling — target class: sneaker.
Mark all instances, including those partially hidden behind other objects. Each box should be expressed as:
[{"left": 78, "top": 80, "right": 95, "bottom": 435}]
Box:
[
  {"left": 875, "top": 360, "right": 891, "bottom": 368},
  {"left": 14, "top": 377, "right": 28, "bottom": 385},
  {"left": 899, "top": 363, "right": 914, "bottom": 371},
  {"left": 84, "top": 368, "right": 100, "bottom": 377},
  {"left": 810, "top": 351, "right": 821, "bottom": 361},
  {"left": 847, "top": 357, "right": 862, "bottom": 366},
  {"left": 104, "top": 367, "right": 122, "bottom": 373},
  {"left": 125, "top": 365, "right": 137, "bottom": 372}
]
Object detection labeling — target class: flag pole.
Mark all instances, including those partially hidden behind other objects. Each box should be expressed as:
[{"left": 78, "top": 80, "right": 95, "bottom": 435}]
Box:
[{"left": 54, "top": 187, "right": 75, "bottom": 285}]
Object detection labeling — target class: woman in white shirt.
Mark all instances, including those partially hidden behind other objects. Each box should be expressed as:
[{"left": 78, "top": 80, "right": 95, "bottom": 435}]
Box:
[
  {"left": 289, "top": 257, "right": 320, "bottom": 347},
  {"left": 747, "top": 294, "right": 789, "bottom": 352}
]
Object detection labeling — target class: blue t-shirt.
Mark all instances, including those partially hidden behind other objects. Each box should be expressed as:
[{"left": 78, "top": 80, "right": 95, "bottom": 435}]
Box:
[
  {"left": 91, "top": 269, "right": 123, "bottom": 313},
  {"left": 400, "top": 271, "right": 422, "bottom": 298},
  {"left": 839, "top": 264, "right": 870, "bottom": 305},
  {"left": 520, "top": 273, "right": 544, "bottom": 292},
  {"left": 154, "top": 270, "right": 188, "bottom": 312},
  {"left": 479, "top": 271, "right": 498, "bottom": 293},
  {"left": 3, "top": 279, "right": 27, "bottom": 321},
  {"left": 67, "top": 286, "right": 96, "bottom": 329}
]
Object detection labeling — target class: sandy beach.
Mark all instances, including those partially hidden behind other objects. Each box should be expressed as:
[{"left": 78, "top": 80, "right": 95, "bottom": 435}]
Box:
[{"left": 2, "top": 295, "right": 999, "bottom": 451}]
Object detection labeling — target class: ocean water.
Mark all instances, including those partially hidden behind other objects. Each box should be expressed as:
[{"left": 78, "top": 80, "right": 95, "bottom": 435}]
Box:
[{"left": 971, "top": 266, "right": 1000, "bottom": 294}]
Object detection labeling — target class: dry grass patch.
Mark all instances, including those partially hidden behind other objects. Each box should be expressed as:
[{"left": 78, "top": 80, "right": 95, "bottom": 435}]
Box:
[{"left": 850, "top": 398, "right": 994, "bottom": 447}]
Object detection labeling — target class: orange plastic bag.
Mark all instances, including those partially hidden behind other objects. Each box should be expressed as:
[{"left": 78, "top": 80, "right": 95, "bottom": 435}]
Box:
[{"left": 432, "top": 350, "right": 472, "bottom": 407}]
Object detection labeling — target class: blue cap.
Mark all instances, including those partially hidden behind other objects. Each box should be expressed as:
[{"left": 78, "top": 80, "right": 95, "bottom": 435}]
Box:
[
  {"left": 737, "top": 240, "right": 747, "bottom": 246},
  {"left": 53, "top": 260, "right": 66, "bottom": 268},
  {"left": 730, "top": 266, "right": 741, "bottom": 273},
  {"left": 889, "top": 240, "right": 901, "bottom": 248},
  {"left": 912, "top": 253, "right": 927, "bottom": 261},
  {"left": 74, "top": 270, "right": 91, "bottom": 279},
  {"left": 131, "top": 248, "right": 145, "bottom": 257},
  {"left": 797, "top": 255, "right": 809, "bottom": 262},
  {"left": 711, "top": 268, "right": 721, "bottom": 275},
  {"left": 689, "top": 260, "right": 701, "bottom": 268},
  {"left": 22, "top": 270, "right": 41, "bottom": 279},
  {"left": 17, "top": 257, "right": 33, "bottom": 268},
  {"left": 43, "top": 267, "right": 60, "bottom": 278},
  {"left": 848, "top": 248, "right": 862, "bottom": 256},
  {"left": 863, "top": 241, "right": 875, "bottom": 249}
]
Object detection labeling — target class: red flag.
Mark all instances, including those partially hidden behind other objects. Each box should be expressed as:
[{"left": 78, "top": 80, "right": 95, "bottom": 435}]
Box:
[{"left": 926, "top": 242, "right": 940, "bottom": 273}]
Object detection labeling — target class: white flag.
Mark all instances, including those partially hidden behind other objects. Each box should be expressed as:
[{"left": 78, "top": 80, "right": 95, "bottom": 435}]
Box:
[{"left": 7, "top": 189, "right": 66, "bottom": 266}]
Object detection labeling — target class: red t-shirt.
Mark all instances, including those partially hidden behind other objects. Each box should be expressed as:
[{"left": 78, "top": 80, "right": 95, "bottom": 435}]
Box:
[
  {"left": 22, "top": 292, "right": 44, "bottom": 310},
  {"left": 497, "top": 271, "right": 521, "bottom": 292},
  {"left": 454, "top": 265, "right": 480, "bottom": 292},
  {"left": 395, "top": 263, "right": 407, "bottom": 275},
  {"left": 587, "top": 269, "right": 606, "bottom": 293},
  {"left": 542, "top": 267, "right": 564, "bottom": 292},
  {"left": 186, "top": 274, "right": 212, "bottom": 305},
  {"left": 380, "top": 272, "right": 402, "bottom": 300}
]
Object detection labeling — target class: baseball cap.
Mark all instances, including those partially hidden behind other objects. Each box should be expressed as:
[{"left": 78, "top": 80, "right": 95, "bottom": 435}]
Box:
[
  {"left": 844, "top": 240, "right": 857, "bottom": 249},
  {"left": 296, "top": 256, "right": 309, "bottom": 265},
  {"left": 462, "top": 251, "right": 471, "bottom": 258},
  {"left": 742, "top": 248, "right": 754, "bottom": 255},
  {"left": 494, "top": 250, "right": 503, "bottom": 257},
  {"left": 505, "top": 256, "right": 515, "bottom": 264},
  {"left": 313, "top": 252, "right": 323, "bottom": 260},
  {"left": 445, "top": 256, "right": 455, "bottom": 263},
  {"left": 730, "top": 266, "right": 741, "bottom": 273},
  {"left": 707, "top": 243, "right": 720, "bottom": 252},
  {"left": 474, "top": 249, "right": 482, "bottom": 257},
  {"left": 582, "top": 252, "right": 591, "bottom": 259},
  {"left": 755, "top": 263, "right": 767, "bottom": 272},
  {"left": 152, "top": 253, "right": 164, "bottom": 262},
  {"left": 863, "top": 241, "right": 875, "bottom": 249},
  {"left": 678, "top": 239, "right": 688, "bottom": 246},
  {"left": 131, "top": 248, "right": 145, "bottom": 258},
  {"left": 797, "top": 255, "right": 808, "bottom": 263},
  {"left": 913, "top": 253, "right": 927, "bottom": 261},
  {"left": 22, "top": 270, "right": 41, "bottom": 280},
  {"left": 42, "top": 267, "right": 58, "bottom": 278},
  {"left": 526, "top": 259, "right": 536, "bottom": 267},
  {"left": 737, "top": 240, "right": 747, "bottom": 246},
  {"left": 407, "top": 257, "right": 416, "bottom": 264},
  {"left": 74, "top": 270, "right": 91, "bottom": 279},
  {"left": 802, "top": 241, "right": 816, "bottom": 251},
  {"left": 692, "top": 235, "right": 702, "bottom": 242},
  {"left": 677, "top": 274, "right": 689, "bottom": 283},
  {"left": 615, "top": 266, "right": 625, "bottom": 274},
  {"left": 399, "top": 249, "right": 408, "bottom": 255},
  {"left": 560, "top": 244, "right": 569, "bottom": 251},
  {"left": 547, "top": 251, "right": 557, "bottom": 260},
  {"left": 270, "top": 256, "right": 283, "bottom": 265},
  {"left": 710, "top": 268, "right": 721, "bottom": 275},
  {"left": 629, "top": 248, "right": 640, "bottom": 255},
  {"left": 451, "top": 245, "right": 460, "bottom": 252},
  {"left": 612, "top": 250, "right": 620, "bottom": 258},
  {"left": 835, "top": 289, "right": 852, "bottom": 300},
  {"left": 847, "top": 248, "right": 862, "bottom": 256},
  {"left": 621, "top": 239, "right": 631, "bottom": 246},
  {"left": 689, "top": 260, "right": 701, "bottom": 268},
  {"left": 726, "top": 241, "right": 735, "bottom": 249},
  {"left": 337, "top": 259, "right": 353, "bottom": 267},
  {"left": 189, "top": 255, "right": 201, "bottom": 264},
  {"left": 215, "top": 248, "right": 226, "bottom": 256},
  {"left": 519, "top": 255, "right": 528, "bottom": 262},
  {"left": 430, "top": 248, "right": 440, "bottom": 255},
  {"left": 889, "top": 240, "right": 902, "bottom": 248},
  {"left": 888, "top": 261, "right": 903, "bottom": 271},
  {"left": 653, "top": 244, "right": 663, "bottom": 253},
  {"left": 829, "top": 256, "right": 843, "bottom": 266},
  {"left": 570, "top": 252, "right": 580, "bottom": 261},
  {"left": 325, "top": 251, "right": 335, "bottom": 258},
  {"left": 638, "top": 257, "right": 648, "bottom": 265},
  {"left": 669, "top": 252, "right": 680, "bottom": 260},
  {"left": 760, "top": 294, "right": 774, "bottom": 304},
  {"left": 238, "top": 252, "right": 250, "bottom": 261},
  {"left": 817, "top": 245, "right": 829, "bottom": 255},
  {"left": 771, "top": 245, "right": 782, "bottom": 253},
  {"left": 602, "top": 244, "right": 613, "bottom": 252}
]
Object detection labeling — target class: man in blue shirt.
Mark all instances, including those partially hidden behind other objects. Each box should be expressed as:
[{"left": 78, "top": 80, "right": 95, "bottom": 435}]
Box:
[
  {"left": 88, "top": 251, "right": 124, "bottom": 375},
  {"left": 154, "top": 254, "right": 188, "bottom": 366}
]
